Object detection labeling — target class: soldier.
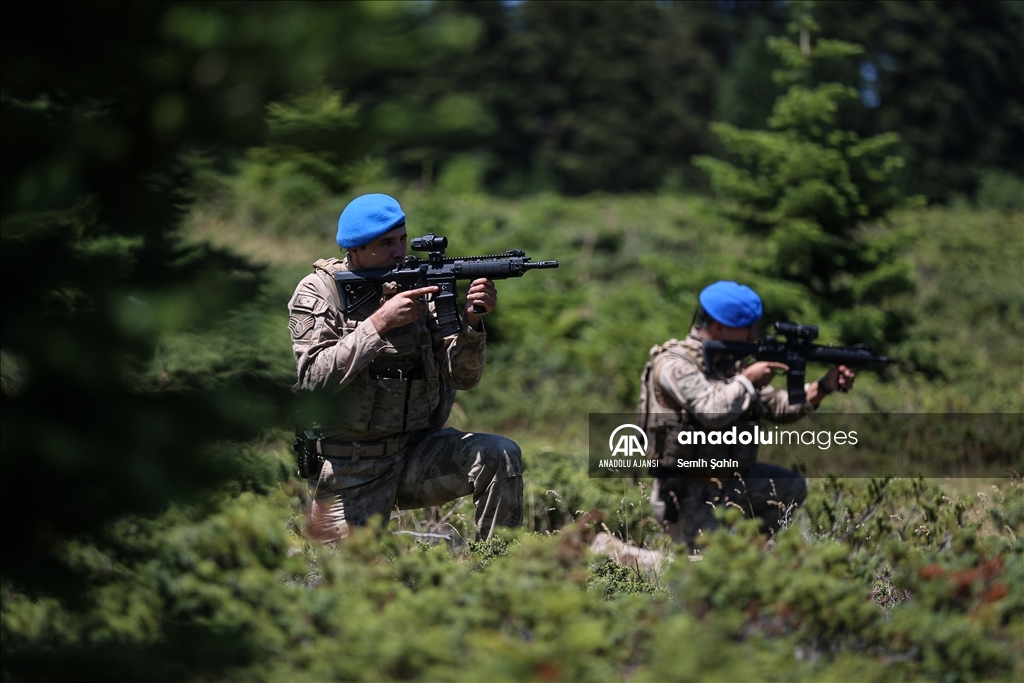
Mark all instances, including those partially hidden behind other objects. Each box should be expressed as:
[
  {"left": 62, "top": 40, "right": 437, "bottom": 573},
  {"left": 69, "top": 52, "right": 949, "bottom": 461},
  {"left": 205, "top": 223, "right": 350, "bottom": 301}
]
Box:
[
  {"left": 639, "top": 281, "right": 856, "bottom": 551},
  {"left": 288, "top": 193, "right": 523, "bottom": 542}
]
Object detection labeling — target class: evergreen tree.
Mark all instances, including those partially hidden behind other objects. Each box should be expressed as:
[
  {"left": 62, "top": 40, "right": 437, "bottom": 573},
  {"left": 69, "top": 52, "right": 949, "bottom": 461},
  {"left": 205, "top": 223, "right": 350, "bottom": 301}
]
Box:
[
  {"left": 1, "top": 1, "right": 274, "bottom": 596},
  {"left": 0, "top": 2, "right": 456, "bottom": 677},
  {"left": 693, "top": 2, "right": 915, "bottom": 346},
  {"left": 814, "top": 0, "right": 1024, "bottom": 202},
  {"left": 407, "top": 0, "right": 721, "bottom": 195},
  {"left": 713, "top": 13, "right": 788, "bottom": 131}
]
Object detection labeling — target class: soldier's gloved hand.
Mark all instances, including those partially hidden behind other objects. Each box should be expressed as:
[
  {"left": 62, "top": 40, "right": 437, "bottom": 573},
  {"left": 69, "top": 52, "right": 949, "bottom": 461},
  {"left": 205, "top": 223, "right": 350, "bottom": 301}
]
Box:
[
  {"left": 742, "top": 361, "right": 789, "bottom": 389},
  {"left": 370, "top": 285, "right": 438, "bottom": 334}
]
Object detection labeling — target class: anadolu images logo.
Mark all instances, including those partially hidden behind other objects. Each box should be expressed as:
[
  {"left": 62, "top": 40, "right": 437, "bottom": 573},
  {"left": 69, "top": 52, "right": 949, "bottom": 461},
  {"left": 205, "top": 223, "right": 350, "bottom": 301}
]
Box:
[{"left": 608, "top": 424, "right": 648, "bottom": 458}]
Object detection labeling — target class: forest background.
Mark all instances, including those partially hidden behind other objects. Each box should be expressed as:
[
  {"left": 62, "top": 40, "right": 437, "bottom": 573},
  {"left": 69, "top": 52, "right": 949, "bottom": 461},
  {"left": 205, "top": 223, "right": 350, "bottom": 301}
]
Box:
[{"left": 2, "top": 1, "right": 1022, "bottom": 681}]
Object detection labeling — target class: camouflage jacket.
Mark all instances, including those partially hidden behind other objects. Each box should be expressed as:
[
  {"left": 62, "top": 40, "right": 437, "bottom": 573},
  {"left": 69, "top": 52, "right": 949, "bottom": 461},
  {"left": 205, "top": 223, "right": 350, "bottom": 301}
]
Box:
[
  {"left": 639, "top": 327, "right": 813, "bottom": 467},
  {"left": 288, "top": 256, "right": 486, "bottom": 440}
]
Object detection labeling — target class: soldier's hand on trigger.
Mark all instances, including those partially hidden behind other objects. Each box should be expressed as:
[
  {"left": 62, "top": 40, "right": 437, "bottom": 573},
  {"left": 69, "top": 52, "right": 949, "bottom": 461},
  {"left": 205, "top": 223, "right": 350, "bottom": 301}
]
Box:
[
  {"left": 369, "top": 285, "right": 439, "bottom": 335},
  {"left": 742, "top": 361, "right": 789, "bottom": 389}
]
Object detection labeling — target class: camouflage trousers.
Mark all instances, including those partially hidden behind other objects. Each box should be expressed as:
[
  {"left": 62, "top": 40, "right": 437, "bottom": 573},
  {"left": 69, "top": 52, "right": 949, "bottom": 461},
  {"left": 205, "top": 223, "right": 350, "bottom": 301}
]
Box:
[
  {"left": 650, "top": 463, "right": 807, "bottom": 550},
  {"left": 309, "top": 428, "right": 523, "bottom": 543}
]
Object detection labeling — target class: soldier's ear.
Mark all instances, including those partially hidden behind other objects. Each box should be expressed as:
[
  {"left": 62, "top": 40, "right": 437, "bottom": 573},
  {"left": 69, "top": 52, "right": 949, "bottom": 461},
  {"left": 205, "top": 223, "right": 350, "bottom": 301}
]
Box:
[{"left": 347, "top": 246, "right": 364, "bottom": 268}]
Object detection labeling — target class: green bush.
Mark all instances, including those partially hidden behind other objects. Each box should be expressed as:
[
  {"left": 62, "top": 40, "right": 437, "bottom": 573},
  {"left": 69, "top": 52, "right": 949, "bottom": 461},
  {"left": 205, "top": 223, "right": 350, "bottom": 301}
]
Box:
[{"left": 4, "top": 436, "right": 1021, "bottom": 681}]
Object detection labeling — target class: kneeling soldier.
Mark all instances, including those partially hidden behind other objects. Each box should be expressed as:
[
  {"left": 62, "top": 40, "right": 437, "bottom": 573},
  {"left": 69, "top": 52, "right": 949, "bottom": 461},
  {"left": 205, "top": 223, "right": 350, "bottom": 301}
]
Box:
[
  {"left": 639, "top": 281, "right": 856, "bottom": 551},
  {"left": 288, "top": 194, "right": 523, "bottom": 542}
]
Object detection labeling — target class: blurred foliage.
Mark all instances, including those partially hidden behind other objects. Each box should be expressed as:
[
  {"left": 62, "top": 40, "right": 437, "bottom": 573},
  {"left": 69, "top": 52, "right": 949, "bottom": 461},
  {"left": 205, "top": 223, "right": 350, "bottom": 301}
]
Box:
[
  {"left": 232, "top": 87, "right": 362, "bottom": 235},
  {"left": 694, "top": 3, "right": 920, "bottom": 348},
  {"left": 974, "top": 170, "right": 1024, "bottom": 212},
  {"left": 365, "top": 0, "right": 1023, "bottom": 201},
  {"left": 13, "top": 0, "right": 1008, "bottom": 203},
  {"left": 404, "top": 1, "right": 720, "bottom": 195},
  {"left": 814, "top": 0, "right": 1024, "bottom": 203},
  {"left": 893, "top": 207, "right": 1024, "bottom": 391},
  {"left": 3, "top": 459, "right": 1021, "bottom": 681},
  {"left": 713, "top": 9, "right": 789, "bottom": 132},
  {"left": 709, "top": 1, "right": 1024, "bottom": 204},
  {"left": 0, "top": 189, "right": 288, "bottom": 592}
]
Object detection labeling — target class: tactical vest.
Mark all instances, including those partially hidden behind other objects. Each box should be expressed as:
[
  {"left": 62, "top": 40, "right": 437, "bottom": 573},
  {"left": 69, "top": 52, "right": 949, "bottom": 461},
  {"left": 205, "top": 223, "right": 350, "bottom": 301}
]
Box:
[
  {"left": 309, "top": 258, "right": 444, "bottom": 438},
  {"left": 637, "top": 334, "right": 759, "bottom": 473}
]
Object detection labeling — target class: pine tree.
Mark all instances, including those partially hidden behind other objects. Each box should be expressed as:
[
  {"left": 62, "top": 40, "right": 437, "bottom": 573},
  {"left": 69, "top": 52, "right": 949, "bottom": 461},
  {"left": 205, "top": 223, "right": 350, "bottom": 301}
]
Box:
[
  {"left": 693, "top": 2, "right": 917, "bottom": 346},
  {"left": 814, "top": 0, "right": 1024, "bottom": 203}
]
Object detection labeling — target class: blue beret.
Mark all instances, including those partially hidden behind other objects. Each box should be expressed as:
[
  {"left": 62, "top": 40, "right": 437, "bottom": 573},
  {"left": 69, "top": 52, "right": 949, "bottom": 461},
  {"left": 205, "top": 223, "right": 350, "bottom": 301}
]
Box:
[
  {"left": 337, "top": 194, "right": 406, "bottom": 249},
  {"left": 699, "top": 281, "right": 763, "bottom": 327}
]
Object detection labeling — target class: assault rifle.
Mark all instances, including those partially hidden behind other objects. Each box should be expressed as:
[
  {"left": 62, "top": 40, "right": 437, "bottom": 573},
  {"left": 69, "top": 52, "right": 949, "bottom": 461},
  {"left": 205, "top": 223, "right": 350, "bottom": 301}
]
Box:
[
  {"left": 703, "top": 322, "right": 897, "bottom": 404},
  {"left": 334, "top": 233, "right": 559, "bottom": 336}
]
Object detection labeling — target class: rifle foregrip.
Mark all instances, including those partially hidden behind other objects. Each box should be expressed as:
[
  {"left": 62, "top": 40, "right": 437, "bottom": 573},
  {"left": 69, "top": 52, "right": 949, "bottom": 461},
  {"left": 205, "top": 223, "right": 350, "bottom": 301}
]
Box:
[{"left": 455, "top": 259, "right": 524, "bottom": 279}]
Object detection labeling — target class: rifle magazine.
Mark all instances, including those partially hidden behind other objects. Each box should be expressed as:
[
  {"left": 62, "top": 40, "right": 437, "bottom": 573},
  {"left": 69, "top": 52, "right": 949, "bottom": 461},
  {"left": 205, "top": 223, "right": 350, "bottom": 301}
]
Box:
[{"left": 432, "top": 290, "right": 463, "bottom": 336}]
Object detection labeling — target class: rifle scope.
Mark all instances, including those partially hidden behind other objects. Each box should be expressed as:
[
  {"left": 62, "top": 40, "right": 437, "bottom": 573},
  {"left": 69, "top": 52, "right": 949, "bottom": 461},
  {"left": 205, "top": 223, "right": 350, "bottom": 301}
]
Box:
[
  {"left": 411, "top": 233, "right": 448, "bottom": 252},
  {"left": 774, "top": 321, "right": 819, "bottom": 342}
]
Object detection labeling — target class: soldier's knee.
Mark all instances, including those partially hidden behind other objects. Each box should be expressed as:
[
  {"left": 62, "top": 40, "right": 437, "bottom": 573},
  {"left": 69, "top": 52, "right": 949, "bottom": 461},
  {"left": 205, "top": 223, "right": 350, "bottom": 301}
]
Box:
[
  {"left": 505, "top": 438, "right": 523, "bottom": 473},
  {"left": 483, "top": 434, "right": 522, "bottom": 477},
  {"left": 493, "top": 437, "right": 523, "bottom": 511}
]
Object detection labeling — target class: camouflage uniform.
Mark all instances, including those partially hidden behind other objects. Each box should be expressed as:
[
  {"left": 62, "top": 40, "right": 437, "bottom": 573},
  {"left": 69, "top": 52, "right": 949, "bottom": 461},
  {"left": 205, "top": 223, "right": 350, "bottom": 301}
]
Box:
[
  {"left": 288, "top": 257, "right": 523, "bottom": 542},
  {"left": 640, "top": 327, "right": 813, "bottom": 549}
]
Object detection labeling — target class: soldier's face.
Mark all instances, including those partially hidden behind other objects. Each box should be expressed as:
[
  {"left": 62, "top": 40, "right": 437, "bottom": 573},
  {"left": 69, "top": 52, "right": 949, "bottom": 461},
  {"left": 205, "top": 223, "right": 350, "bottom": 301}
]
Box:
[{"left": 348, "top": 226, "right": 408, "bottom": 270}]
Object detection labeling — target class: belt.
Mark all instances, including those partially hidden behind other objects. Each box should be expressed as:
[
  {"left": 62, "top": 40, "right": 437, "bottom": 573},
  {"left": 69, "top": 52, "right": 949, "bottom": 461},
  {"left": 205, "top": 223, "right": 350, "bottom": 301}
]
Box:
[
  {"left": 316, "top": 435, "right": 408, "bottom": 461},
  {"left": 368, "top": 367, "right": 424, "bottom": 380}
]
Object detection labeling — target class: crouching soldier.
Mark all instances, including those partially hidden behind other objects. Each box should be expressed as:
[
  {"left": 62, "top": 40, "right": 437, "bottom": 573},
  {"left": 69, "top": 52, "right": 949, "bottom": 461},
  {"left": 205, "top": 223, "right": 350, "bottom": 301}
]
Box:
[
  {"left": 638, "top": 281, "right": 856, "bottom": 551},
  {"left": 288, "top": 194, "right": 523, "bottom": 542}
]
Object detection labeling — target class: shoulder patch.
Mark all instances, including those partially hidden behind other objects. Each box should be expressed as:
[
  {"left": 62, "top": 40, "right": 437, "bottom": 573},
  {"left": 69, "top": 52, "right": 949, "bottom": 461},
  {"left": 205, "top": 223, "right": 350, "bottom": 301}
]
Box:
[{"left": 291, "top": 294, "right": 320, "bottom": 314}]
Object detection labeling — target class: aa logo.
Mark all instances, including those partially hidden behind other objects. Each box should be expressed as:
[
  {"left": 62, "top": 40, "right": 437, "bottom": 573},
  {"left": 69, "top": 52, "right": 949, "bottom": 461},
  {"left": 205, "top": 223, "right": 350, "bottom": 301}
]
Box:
[{"left": 608, "top": 424, "right": 649, "bottom": 458}]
